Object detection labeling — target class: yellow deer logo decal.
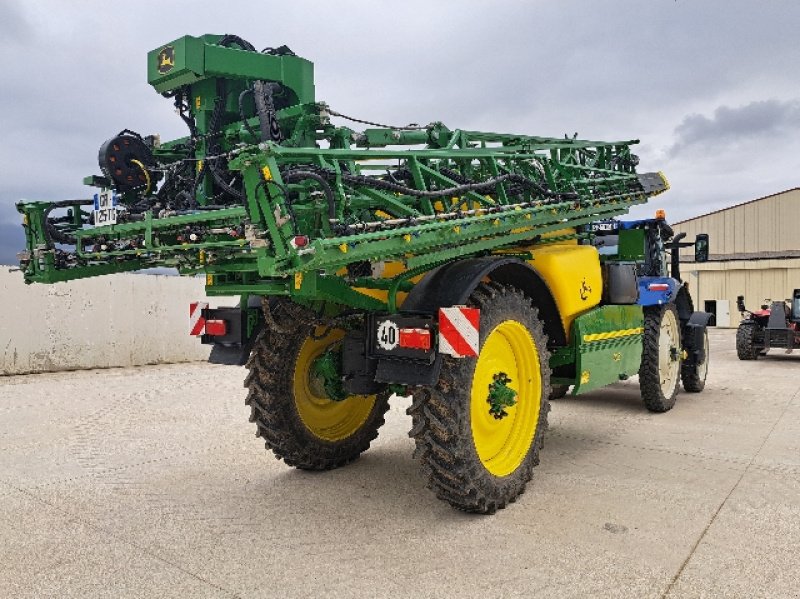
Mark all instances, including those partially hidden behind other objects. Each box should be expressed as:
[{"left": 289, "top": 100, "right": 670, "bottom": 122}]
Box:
[
  {"left": 580, "top": 278, "right": 593, "bottom": 301},
  {"left": 157, "top": 46, "right": 175, "bottom": 74}
]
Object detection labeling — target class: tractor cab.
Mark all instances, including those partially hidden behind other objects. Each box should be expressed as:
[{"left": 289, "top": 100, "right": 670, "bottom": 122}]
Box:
[
  {"left": 584, "top": 213, "right": 712, "bottom": 384},
  {"left": 588, "top": 212, "right": 709, "bottom": 282},
  {"left": 792, "top": 289, "right": 800, "bottom": 323}
]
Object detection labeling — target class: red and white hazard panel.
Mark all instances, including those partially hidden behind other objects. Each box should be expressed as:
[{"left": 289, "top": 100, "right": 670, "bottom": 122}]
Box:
[
  {"left": 189, "top": 301, "right": 208, "bottom": 336},
  {"left": 438, "top": 306, "right": 480, "bottom": 357}
]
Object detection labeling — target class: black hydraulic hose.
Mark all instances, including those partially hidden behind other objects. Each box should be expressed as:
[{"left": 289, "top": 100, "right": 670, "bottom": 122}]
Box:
[
  {"left": 282, "top": 169, "right": 337, "bottom": 220},
  {"left": 164, "top": 48, "right": 255, "bottom": 210},
  {"left": 173, "top": 87, "right": 197, "bottom": 139},
  {"left": 388, "top": 168, "right": 413, "bottom": 185},
  {"left": 261, "top": 45, "right": 296, "bottom": 56},
  {"left": 438, "top": 167, "right": 474, "bottom": 185},
  {"left": 207, "top": 160, "right": 244, "bottom": 199},
  {"left": 174, "top": 190, "right": 193, "bottom": 209},
  {"left": 280, "top": 165, "right": 575, "bottom": 231},
  {"left": 217, "top": 35, "right": 256, "bottom": 51},
  {"left": 389, "top": 167, "right": 475, "bottom": 187},
  {"left": 202, "top": 80, "right": 244, "bottom": 201},
  {"left": 178, "top": 107, "right": 197, "bottom": 139},
  {"left": 318, "top": 166, "right": 576, "bottom": 201},
  {"left": 43, "top": 199, "right": 94, "bottom": 245}
]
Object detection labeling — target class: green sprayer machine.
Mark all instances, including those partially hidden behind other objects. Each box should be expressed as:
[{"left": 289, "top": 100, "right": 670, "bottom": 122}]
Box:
[{"left": 16, "top": 34, "right": 713, "bottom": 513}]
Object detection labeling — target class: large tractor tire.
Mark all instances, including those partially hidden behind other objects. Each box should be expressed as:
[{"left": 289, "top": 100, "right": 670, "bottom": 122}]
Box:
[
  {"left": 681, "top": 326, "right": 709, "bottom": 392},
  {"left": 736, "top": 322, "right": 760, "bottom": 360},
  {"left": 245, "top": 324, "right": 390, "bottom": 470},
  {"left": 408, "top": 283, "right": 551, "bottom": 514},
  {"left": 639, "top": 304, "right": 682, "bottom": 412}
]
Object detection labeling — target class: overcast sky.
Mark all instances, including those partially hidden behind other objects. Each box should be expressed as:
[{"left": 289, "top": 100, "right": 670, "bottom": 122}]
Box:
[{"left": 1, "top": 0, "right": 798, "bottom": 264}]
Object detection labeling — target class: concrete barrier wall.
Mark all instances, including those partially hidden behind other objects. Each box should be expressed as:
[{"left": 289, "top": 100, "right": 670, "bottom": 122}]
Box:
[{"left": 0, "top": 266, "right": 233, "bottom": 375}]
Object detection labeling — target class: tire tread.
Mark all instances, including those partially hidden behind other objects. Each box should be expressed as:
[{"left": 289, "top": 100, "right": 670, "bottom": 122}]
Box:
[
  {"left": 244, "top": 317, "right": 390, "bottom": 471},
  {"left": 407, "top": 284, "right": 551, "bottom": 513}
]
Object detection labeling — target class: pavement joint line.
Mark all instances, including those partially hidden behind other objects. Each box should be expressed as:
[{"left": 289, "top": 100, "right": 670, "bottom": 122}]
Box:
[
  {"left": 548, "top": 430, "right": 800, "bottom": 476},
  {"left": 660, "top": 384, "right": 800, "bottom": 598},
  {"left": 0, "top": 360, "right": 213, "bottom": 383},
  {"left": 5, "top": 481, "right": 243, "bottom": 599}
]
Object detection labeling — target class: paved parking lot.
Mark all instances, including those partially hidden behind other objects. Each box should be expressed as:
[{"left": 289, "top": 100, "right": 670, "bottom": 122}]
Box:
[{"left": 1, "top": 329, "right": 799, "bottom": 598}]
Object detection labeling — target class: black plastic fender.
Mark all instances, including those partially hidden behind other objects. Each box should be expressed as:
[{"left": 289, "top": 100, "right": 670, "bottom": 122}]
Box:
[
  {"left": 682, "top": 311, "right": 713, "bottom": 366},
  {"left": 766, "top": 301, "right": 791, "bottom": 331},
  {"left": 674, "top": 284, "right": 695, "bottom": 323},
  {"left": 765, "top": 301, "right": 794, "bottom": 350},
  {"left": 374, "top": 256, "right": 563, "bottom": 386}
]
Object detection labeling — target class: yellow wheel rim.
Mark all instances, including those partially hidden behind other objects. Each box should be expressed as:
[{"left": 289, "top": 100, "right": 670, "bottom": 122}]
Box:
[
  {"left": 470, "top": 320, "right": 541, "bottom": 477},
  {"left": 293, "top": 329, "right": 376, "bottom": 442}
]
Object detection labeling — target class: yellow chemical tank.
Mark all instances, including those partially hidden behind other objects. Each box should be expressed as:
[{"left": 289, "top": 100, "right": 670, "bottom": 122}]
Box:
[{"left": 527, "top": 243, "right": 602, "bottom": 340}]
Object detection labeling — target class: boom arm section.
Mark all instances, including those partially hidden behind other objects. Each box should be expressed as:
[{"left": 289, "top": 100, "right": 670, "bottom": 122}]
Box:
[{"left": 16, "top": 34, "right": 668, "bottom": 311}]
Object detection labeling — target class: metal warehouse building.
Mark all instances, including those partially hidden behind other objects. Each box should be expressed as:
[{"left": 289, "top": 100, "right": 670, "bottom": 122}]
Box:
[{"left": 672, "top": 188, "right": 800, "bottom": 327}]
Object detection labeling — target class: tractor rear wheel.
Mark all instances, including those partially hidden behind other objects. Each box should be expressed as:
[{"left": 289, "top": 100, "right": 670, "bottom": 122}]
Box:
[
  {"left": 736, "top": 322, "right": 760, "bottom": 360},
  {"left": 681, "top": 327, "right": 709, "bottom": 392},
  {"left": 245, "top": 324, "right": 390, "bottom": 470},
  {"left": 639, "top": 304, "right": 682, "bottom": 412},
  {"left": 408, "top": 284, "right": 550, "bottom": 513}
]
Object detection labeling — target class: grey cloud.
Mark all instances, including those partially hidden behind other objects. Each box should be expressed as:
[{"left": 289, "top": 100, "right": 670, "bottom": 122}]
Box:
[
  {"left": 2, "top": 0, "right": 800, "bottom": 262},
  {"left": 669, "top": 99, "right": 800, "bottom": 155},
  {"left": 0, "top": 222, "right": 24, "bottom": 266},
  {"left": 0, "top": 1, "right": 31, "bottom": 43}
]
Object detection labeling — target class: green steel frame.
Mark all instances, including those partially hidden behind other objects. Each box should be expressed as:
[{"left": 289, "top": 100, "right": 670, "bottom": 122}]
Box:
[{"left": 16, "top": 34, "right": 667, "bottom": 315}]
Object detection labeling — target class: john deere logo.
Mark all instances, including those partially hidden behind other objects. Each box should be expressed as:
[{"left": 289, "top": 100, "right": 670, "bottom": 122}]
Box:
[{"left": 157, "top": 46, "right": 175, "bottom": 74}]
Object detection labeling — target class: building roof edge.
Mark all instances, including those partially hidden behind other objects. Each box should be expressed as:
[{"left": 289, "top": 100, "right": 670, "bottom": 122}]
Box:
[{"left": 672, "top": 187, "right": 800, "bottom": 225}]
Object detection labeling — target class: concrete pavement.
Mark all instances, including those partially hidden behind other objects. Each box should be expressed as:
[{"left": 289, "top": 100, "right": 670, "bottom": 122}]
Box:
[{"left": 1, "top": 329, "right": 798, "bottom": 598}]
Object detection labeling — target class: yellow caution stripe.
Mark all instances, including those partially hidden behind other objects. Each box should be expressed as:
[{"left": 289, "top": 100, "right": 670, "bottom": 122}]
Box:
[{"left": 583, "top": 327, "right": 643, "bottom": 343}]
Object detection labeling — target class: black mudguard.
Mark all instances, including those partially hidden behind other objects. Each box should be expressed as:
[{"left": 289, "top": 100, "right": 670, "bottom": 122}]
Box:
[
  {"left": 374, "top": 257, "right": 561, "bottom": 386},
  {"left": 682, "top": 311, "right": 713, "bottom": 366},
  {"left": 764, "top": 302, "right": 794, "bottom": 350}
]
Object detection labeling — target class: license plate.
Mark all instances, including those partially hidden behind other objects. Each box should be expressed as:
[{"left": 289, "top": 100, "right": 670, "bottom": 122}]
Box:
[{"left": 93, "top": 189, "right": 119, "bottom": 225}]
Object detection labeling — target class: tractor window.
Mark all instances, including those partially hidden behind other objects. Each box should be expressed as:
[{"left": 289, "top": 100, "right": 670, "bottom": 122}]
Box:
[
  {"left": 792, "top": 291, "right": 800, "bottom": 322},
  {"left": 592, "top": 233, "right": 619, "bottom": 256}
]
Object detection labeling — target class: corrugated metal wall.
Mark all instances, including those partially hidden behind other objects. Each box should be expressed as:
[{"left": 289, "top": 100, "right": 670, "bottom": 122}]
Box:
[
  {"left": 674, "top": 188, "right": 800, "bottom": 258},
  {"left": 684, "top": 263, "right": 800, "bottom": 327},
  {"left": 674, "top": 190, "right": 800, "bottom": 327}
]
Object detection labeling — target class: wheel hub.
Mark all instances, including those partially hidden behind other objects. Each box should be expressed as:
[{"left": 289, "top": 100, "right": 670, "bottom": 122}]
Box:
[
  {"left": 669, "top": 346, "right": 680, "bottom": 362},
  {"left": 293, "top": 330, "right": 377, "bottom": 442},
  {"left": 486, "top": 372, "right": 518, "bottom": 420},
  {"left": 310, "top": 348, "right": 347, "bottom": 402}
]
